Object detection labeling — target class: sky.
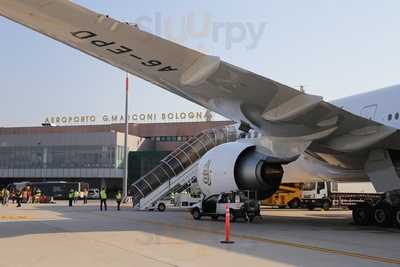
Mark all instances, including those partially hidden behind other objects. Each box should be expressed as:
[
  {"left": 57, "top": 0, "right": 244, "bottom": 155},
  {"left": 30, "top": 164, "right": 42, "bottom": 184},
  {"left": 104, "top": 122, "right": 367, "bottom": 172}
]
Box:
[{"left": 1, "top": 1, "right": 400, "bottom": 126}]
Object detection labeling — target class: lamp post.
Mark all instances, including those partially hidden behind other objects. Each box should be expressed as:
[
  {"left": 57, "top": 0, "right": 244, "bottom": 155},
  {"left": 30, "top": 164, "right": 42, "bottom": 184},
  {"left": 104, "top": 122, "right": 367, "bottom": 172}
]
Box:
[
  {"left": 122, "top": 22, "right": 137, "bottom": 200},
  {"left": 123, "top": 73, "right": 129, "bottom": 199}
]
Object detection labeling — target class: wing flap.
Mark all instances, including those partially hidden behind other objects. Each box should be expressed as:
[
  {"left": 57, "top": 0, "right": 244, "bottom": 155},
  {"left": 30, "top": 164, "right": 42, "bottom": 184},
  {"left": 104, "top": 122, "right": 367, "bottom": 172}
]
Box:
[{"left": 262, "top": 94, "right": 323, "bottom": 122}]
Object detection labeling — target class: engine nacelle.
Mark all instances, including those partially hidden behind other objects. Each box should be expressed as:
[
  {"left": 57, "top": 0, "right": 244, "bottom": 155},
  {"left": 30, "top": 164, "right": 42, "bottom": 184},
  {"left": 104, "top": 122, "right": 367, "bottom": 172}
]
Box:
[{"left": 197, "top": 142, "right": 285, "bottom": 199}]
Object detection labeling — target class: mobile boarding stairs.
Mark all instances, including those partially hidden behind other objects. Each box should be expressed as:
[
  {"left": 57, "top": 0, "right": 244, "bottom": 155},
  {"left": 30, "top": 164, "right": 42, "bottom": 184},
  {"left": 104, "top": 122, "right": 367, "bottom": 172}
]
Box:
[{"left": 130, "top": 125, "right": 240, "bottom": 210}]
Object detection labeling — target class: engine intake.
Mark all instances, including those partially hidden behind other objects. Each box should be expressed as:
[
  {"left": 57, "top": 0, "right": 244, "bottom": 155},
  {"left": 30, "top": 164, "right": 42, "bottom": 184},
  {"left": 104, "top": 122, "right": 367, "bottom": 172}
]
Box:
[
  {"left": 197, "top": 142, "right": 289, "bottom": 199},
  {"left": 235, "top": 146, "right": 284, "bottom": 199}
]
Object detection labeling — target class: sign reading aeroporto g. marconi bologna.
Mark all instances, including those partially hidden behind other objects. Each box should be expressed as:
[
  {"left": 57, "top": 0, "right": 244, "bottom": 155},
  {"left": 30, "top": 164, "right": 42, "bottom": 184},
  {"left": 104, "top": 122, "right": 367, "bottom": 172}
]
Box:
[{"left": 43, "top": 111, "right": 214, "bottom": 125}]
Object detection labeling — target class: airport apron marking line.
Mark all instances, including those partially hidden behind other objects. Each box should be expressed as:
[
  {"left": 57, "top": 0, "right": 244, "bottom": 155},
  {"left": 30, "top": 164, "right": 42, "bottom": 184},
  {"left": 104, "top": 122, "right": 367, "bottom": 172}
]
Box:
[
  {"left": 98, "top": 213, "right": 400, "bottom": 265},
  {"left": 0, "top": 215, "right": 30, "bottom": 220}
]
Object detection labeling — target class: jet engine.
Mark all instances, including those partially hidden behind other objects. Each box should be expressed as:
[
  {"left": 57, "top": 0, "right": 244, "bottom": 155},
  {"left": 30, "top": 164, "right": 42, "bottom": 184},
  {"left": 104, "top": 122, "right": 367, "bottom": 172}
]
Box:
[{"left": 197, "top": 142, "right": 290, "bottom": 199}]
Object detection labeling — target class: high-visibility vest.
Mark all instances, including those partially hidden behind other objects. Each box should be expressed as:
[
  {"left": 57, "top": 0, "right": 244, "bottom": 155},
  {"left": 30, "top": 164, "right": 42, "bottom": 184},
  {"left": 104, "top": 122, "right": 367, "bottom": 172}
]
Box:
[
  {"left": 69, "top": 192, "right": 74, "bottom": 199},
  {"left": 100, "top": 190, "right": 107, "bottom": 200},
  {"left": 116, "top": 193, "right": 122, "bottom": 201}
]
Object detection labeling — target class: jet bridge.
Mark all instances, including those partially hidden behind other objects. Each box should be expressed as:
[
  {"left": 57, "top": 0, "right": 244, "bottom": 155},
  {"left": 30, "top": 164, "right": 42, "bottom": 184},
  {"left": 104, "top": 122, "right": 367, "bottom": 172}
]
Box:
[{"left": 130, "top": 125, "right": 240, "bottom": 209}]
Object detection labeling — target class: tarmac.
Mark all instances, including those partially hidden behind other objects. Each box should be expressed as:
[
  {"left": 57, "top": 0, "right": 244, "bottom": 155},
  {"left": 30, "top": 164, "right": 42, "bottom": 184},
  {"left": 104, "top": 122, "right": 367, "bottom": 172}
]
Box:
[{"left": 0, "top": 201, "right": 399, "bottom": 267}]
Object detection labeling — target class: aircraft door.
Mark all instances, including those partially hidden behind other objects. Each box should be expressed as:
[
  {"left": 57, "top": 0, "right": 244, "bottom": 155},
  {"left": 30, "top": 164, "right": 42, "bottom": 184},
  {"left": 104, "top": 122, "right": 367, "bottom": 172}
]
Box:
[{"left": 360, "top": 104, "right": 377, "bottom": 120}]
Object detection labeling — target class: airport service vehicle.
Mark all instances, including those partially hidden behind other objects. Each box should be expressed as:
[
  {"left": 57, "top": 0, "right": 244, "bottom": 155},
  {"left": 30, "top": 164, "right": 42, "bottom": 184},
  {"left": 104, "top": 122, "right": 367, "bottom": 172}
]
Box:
[
  {"left": 88, "top": 188, "right": 100, "bottom": 199},
  {"left": 4, "top": 1, "right": 400, "bottom": 227},
  {"left": 154, "top": 193, "right": 201, "bottom": 212},
  {"left": 190, "top": 191, "right": 260, "bottom": 222},
  {"left": 301, "top": 181, "right": 382, "bottom": 210},
  {"left": 262, "top": 183, "right": 302, "bottom": 209}
]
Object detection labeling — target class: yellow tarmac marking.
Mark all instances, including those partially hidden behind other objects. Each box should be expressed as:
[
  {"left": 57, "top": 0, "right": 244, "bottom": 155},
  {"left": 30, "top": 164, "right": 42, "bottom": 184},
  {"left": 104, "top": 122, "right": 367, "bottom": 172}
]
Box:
[
  {"left": 0, "top": 215, "right": 30, "bottom": 220},
  {"left": 126, "top": 217, "right": 400, "bottom": 265},
  {"left": 233, "top": 233, "right": 400, "bottom": 265}
]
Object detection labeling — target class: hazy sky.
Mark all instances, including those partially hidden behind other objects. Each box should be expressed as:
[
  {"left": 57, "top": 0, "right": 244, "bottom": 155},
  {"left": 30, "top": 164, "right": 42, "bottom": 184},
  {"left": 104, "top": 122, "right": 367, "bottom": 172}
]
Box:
[{"left": 1, "top": 1, "right": 400, "bottom": 126}]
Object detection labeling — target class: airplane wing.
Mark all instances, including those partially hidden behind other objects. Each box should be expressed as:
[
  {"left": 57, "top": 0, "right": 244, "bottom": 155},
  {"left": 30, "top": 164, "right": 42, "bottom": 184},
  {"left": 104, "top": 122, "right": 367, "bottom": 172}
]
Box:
[{"left": 0, "top": 0, "right": 398, "bottom": 156}]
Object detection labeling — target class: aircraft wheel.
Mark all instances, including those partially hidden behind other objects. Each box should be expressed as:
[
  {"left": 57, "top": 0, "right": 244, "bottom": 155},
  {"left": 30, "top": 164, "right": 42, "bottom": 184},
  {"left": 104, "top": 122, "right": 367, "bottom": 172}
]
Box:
[
  {"left": 373, "top": 202, "right": 393, "bottom": 227},
  {"left": 352, "top": 202, "right": 373, "bottom": 226}
]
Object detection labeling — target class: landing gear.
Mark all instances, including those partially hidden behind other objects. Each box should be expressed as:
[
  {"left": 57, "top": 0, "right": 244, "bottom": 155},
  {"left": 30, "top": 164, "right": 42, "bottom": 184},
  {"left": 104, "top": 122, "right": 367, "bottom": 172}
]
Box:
[{"left": 352, "top": 190, "right": 400, "bottom": 228}]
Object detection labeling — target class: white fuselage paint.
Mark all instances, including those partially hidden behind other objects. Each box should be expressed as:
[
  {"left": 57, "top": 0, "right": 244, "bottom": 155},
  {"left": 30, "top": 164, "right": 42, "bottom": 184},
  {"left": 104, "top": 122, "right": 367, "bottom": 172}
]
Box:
[{"left": 331, "top": 84, "right": 400, "bottom": 129}]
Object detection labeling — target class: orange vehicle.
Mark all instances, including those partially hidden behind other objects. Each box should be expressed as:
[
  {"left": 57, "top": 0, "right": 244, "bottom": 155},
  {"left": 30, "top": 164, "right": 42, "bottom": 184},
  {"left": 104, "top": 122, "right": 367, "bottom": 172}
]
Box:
[{"left": 262, "top": 183, "right": 302, "bottom": 209}]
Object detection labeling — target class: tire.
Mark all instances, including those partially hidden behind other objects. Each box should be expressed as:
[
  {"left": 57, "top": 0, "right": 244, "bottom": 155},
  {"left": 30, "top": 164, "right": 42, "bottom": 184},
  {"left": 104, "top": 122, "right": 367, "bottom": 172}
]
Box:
[
  {"left": 322, "top": 200, "right": 331, "bottom": 211},
  {"left": 248, "top": 216, "right": 255, "bottom": 223},
  {"left": 157, "top": 203, "right": 166, "bottom": 212},
  {"left": 394, "top": 208, "right": 400, "bottom": 228},
  {"left": 229, "top": 209, "right": 236, "bottom": 222},
  {"left": 353, "top": 202, "right": 373, "bottom": 226},
  {"left": 192, "top": 208, "right": 202, "bottom": 220},
  {"left": 288, "top": 198, "right": 301, "bottom": 209},
  {"left": 373, "top": 202, "right": 393, "bottom": 227},
  {"left": 307, "top": 205, "right": 315, "bottom": 211},
  {"left": 211, "top": 215, "right": 219, "bottom": 221}
]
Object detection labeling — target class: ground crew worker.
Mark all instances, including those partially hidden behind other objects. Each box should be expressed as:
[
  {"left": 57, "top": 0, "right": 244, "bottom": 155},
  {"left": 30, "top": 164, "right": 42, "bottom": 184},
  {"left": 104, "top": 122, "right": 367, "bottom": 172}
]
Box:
[
  {"left": 0, "top": 188, "right": 4, "bottom": 205},
  {"left": 83, "top": 189, "right": 88, "bottom": 204},
  {"left": 68, "top": 189, "right": 74, "bottom": 207},
  {"left": 100, "top": 188, "right": 107, "bottom": 211},
  {"left": 22, "top": 189, "right": 28, "bottom": 203},
  {"left": 74, "top": 190, "right": 79, "bottom": 204},
  {"left": 11, "top": 190, "right": 16, "bottom": 204},
  {"left": 2, "top": 188, "right": 9, "bottom": 206},
  {"left": 16, "top": 190, "right": 22, "bottom": 208},
  {"left": 115, "top": 191, "right": 122, "bottom": 211},
  {"left": 34, "top": 189, "right": 41, "bottom": 204}
]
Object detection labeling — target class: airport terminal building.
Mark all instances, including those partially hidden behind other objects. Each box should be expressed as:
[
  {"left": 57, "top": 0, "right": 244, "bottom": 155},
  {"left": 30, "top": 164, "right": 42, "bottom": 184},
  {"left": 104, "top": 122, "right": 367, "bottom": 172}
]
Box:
[{"left": 0, "top": 121, "right": 232, "bottom": 191}]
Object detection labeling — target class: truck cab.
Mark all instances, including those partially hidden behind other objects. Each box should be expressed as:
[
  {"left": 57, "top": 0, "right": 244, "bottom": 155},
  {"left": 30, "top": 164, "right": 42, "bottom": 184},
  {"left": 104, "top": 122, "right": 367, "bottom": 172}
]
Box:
[
  {"left": 190, "top": 191, "right": 260, "bottom": 222},
  {"left": 301, "top": 181, "right": 334, "bottom": 210}
]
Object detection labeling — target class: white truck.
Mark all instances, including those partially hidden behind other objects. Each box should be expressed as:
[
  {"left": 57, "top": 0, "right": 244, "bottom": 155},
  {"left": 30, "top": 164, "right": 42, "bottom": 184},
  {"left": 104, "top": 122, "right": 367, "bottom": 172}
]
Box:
[
  {"left": 301, "top": 181, "right": 400, "bottom": 228},
  {"left": 301, "top": 181, "right": 382, "bottom": 210},
  {"left": 190, "top": 191, "right": 261, "bottom": 222},
  {"left": 154, "top": 192, "right": 201, "bottom": 212}
]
